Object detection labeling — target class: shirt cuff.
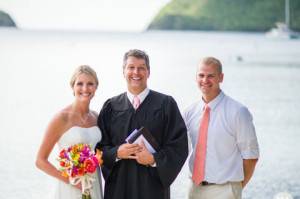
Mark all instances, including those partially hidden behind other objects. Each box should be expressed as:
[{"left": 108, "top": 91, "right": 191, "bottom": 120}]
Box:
[{"left": 150, "top": 162, "right": 157, "bottom": 167}]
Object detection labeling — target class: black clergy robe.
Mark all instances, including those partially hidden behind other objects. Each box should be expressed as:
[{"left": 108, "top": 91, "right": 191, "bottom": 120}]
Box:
[{"left": 96, "top": 90, "right": 188, "bottom": 199}]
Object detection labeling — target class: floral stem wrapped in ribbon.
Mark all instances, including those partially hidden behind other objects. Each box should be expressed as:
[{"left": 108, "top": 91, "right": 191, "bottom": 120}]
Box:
[{"left": 57, "top": 143, "right": 103, "bottom": 199}]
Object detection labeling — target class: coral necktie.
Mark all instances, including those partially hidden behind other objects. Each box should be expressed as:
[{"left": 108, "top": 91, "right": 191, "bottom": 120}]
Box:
[
  {"left": 133, "top": 95, "right": 140, "bottom": 110},
  {"left": 192, "top": 104, "right": 210, "bottom": 185}
]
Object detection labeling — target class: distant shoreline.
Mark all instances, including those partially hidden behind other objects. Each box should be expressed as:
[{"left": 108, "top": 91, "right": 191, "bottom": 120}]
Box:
[
  {"left": 0, "top": 10, "right": 17, "bottom": 28},
  {"left": 148, "top": 0, "right": 300, "bottom": 32}
]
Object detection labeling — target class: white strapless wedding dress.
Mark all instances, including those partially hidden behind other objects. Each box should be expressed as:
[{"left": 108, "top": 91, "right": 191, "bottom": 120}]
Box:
[{"left": 56, "top": 126, "right": 103, "bottom": 199}]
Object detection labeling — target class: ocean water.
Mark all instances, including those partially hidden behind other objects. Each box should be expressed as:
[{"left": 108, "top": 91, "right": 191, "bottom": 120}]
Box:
[{"left": 0, "top": 28, "right": 300, "bottom": 199}]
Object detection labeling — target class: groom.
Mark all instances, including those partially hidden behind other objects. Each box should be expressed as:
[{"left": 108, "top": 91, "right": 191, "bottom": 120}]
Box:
[{"left": 96, "top": 49, "right": 188, "bottom": 199}]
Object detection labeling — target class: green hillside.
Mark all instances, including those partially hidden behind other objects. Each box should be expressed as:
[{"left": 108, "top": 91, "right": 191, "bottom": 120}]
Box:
[
  {"left": 0, "top": 10, "right": 17, "bottom": 27},
  {"left": 148, "top": 0, "right": 300, "bottom": 31}
]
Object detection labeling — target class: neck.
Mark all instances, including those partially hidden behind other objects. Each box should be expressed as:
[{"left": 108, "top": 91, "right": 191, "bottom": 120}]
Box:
[
  {"left": 202, "top": 90, "right": 221, "bottom": 103},
  {"left": 72, "top": 101, "right": 90, "bottom": 115},
  {"left": 128, "top": 86, "right": 146, "bottom": 95}
]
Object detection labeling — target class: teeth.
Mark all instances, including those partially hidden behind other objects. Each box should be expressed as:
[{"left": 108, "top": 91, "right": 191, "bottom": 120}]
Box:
[
  {"left": 132, "top": 77, "right": 140, "bottom": 80},
  {"left": 81, "top": 93, "right": 90, "bottom": 96}
]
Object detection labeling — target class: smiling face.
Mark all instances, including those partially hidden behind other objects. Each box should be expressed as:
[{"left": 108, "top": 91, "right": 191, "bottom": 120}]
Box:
[
  {"left": 123, "top": 56, "right": 150, "bottom": 95},
  {"left": 196, "top": 62, "right": 223, "bottom": 102},
  {"left": 72, "top": 73, "right": 97, "bottom": 102}
]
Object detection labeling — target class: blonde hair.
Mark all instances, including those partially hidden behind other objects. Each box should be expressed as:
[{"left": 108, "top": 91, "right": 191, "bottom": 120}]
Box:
[
  {"left": 200, "top": 57, "right": 223, "bottom": 73},
  {"left": 70, "top": 65, "right": 99, "bottom": 88}
]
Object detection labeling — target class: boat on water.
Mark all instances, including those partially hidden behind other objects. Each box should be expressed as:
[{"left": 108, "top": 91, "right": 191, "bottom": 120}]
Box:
[
  {"left": 266, "top": 0, "right": 299, "bottom": 39},
  {"left": 266, "top": 22, "right": 299, "bottom": 39}
]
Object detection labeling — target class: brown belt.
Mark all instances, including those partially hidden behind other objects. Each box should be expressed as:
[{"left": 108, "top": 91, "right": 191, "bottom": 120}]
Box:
[{"left": 201, "top": 181, "right": 216, "bottom": 186}]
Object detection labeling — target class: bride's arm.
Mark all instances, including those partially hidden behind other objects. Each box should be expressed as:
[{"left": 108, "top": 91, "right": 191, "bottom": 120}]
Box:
[{"left": 35, "top": 112, "right": 70, "bottom": 184}]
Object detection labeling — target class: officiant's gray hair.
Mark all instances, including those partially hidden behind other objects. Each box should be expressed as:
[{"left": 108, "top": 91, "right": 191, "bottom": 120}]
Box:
[
  {"left": 70, "top": 65, "right": 99, "bottom": 88},
  {"left": 123, "top": 49, "right": 150, "bottom": 71}
]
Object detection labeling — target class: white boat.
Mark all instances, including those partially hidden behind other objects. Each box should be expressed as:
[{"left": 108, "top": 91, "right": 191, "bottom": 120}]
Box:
[
  {"left": 266, "top": 0, "right": 299, "bottom": 39},
  {"left": 266, "top": 22, "right": 299, "bottom": 39}
]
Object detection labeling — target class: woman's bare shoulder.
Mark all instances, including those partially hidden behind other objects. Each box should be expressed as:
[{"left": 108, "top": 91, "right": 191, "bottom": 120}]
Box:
[{"left": 47, "top": 105, "right": 73, "bottom": 135}]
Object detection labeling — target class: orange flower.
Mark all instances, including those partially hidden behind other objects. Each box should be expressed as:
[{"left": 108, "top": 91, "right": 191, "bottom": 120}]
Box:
[
  {"left": 61, "top": 170, "right": 69, "bottom": 178},
  {"left": 78, "top": 168, "right": 85, "bottom": 176},
  {"left": 95, "top": 149, "right": 103, "bottom": 166}
]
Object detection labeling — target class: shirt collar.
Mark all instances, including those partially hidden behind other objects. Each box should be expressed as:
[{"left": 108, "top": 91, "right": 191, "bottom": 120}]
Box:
[
  {"left": 127, "top": 88, "right": 150, "bottom": 105},
  {"left": 201, "top": 90, "right": 225, "bottom": 111}
]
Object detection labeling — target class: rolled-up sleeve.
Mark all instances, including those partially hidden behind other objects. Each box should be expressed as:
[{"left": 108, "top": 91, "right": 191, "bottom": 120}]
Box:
[{"left": 236, "top": 107, "right": 260, "bottom": 159}]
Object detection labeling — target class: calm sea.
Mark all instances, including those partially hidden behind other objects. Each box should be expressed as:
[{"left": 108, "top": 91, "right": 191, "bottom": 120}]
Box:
[{"left": 0, "top": 28, "right": 300, "bottom": 199}]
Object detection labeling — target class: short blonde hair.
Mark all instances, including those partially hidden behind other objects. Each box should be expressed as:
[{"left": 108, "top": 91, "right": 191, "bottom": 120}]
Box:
[
  {"left": 70, "top": 65, "right": 99, "bottom": 88},
  {"left": 200, "top": 57, "right": 222, "bottom": 73}
]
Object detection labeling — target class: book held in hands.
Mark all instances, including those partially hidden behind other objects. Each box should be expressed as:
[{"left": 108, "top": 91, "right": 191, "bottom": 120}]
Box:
[{"left": 125, "top": 127, "right": 159, "bottom": 153}]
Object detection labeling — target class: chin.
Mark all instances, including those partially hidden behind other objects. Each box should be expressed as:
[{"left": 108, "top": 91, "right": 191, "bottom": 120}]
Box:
[
  {"left": 201, "top": 89, "right": 210, "bottom": 93},
  {"left": 130, "top": 82, "right": 142, "bottom": 87},
  {"left": 130, "top": 84, "right": 144, "bottom": 89},
  {"left": 79, "top": 97, "right": 92, "bottom": 102}
]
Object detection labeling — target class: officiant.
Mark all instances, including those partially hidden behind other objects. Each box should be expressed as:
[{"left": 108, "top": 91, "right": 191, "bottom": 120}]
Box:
[{"left": 96, "top": 49, "right": 188, "bottom": 199}]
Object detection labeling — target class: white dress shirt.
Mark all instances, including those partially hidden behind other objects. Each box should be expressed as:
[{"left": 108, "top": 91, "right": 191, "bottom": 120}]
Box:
[
  {"left": 184, "top": 91, "right": 259, "bottom": 184},
  {"left": 126, "top": 88, "right": 150, "bottom": 107}
]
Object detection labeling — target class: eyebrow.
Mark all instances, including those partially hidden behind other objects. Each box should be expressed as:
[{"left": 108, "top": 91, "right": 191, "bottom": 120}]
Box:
[{"left": 127, "top": 64, "right": 147, "bottom": 67}]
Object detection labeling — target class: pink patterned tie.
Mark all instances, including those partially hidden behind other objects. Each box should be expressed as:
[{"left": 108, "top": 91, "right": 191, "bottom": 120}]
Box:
[
  {"left": 192, "top": 104, "right": 210, "bottom": 185},
  {"left": 133, "top": 95, "right": 140, "bottom": 110}
]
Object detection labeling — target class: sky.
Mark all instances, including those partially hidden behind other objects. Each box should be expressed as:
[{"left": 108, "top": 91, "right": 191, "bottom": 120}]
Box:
[{"left": 0, "top": 0, "right": 170, "bottom": 31}]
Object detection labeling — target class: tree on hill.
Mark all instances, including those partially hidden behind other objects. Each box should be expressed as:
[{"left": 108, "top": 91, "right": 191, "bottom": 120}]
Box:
[{"left": 148, "top": 0, "right": 300, "bottom": 31}]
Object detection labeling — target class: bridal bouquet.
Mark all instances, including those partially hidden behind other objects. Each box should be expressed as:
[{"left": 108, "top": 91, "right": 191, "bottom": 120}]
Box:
[{"left": 57, "top": 143, "right": 103, "bottom": 199}]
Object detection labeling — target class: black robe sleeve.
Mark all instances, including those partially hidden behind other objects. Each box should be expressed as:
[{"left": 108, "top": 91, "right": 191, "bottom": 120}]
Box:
[
  {"left": 95, "top": 99, "right": 119, "bottom": 170},
  {"left": 153, "top": 96, "right": 188, "bottom": 188}
]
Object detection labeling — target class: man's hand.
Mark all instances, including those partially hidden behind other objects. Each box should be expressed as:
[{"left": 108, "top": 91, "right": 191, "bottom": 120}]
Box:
[
  {"left": 117, "top": 143, "right": 142, "bottom": 159},
  {"left": 135, "top": 141, "right": 155, "bottom": 166},
  {"left": 242, "top": 159, "right": 258, "bottom": 188}
]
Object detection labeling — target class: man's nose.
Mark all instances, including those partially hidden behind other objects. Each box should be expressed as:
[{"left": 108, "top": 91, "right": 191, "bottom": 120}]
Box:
[
  {"left": 133, "top": 68, "right": 139, "bottom": 74},
  {"left": 202, "top": 76, "right": 208, "bottom": 82}
]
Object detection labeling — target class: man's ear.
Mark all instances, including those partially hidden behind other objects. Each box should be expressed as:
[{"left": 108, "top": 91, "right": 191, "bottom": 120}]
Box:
[{"left": 220, "top": 73, "right": 224, "bottom": 83}]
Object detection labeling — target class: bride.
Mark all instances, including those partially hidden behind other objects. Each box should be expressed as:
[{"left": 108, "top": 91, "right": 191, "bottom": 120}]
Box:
[{"left": 36, "top": 65, "right": 103, "bottom": 199}]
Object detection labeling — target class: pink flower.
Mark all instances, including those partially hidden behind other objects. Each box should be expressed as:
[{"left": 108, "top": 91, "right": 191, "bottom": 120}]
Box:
[
  {"left": 92, "top": 156, "right": 99, "bottom": 165},
  {"left": 84, "top": 158, "right": 97, "bottom": 173},
  {"left": 71, "top": 167, "right": 78, "bottom": 177}
]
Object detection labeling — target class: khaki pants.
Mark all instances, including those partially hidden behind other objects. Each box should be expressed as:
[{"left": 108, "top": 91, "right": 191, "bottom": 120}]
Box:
[{"left": 188, "top": 180, "right": 242, "bottom": 199}]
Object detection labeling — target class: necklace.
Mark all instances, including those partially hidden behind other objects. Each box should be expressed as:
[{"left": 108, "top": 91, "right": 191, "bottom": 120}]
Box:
[
  {"left": 80, "top": 112, "right": 91, "bottom": 125},
  {"left": 70, "top": 103, "right": 91, "bottom": 125},
  {"left": 72, "top": 111, "right": 91, "bottom": 125}
]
